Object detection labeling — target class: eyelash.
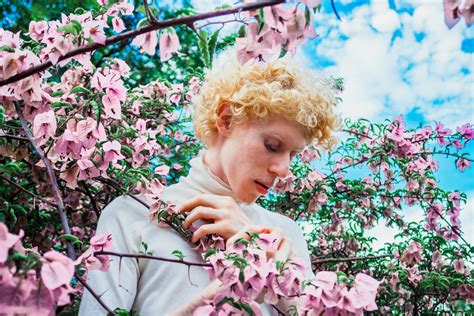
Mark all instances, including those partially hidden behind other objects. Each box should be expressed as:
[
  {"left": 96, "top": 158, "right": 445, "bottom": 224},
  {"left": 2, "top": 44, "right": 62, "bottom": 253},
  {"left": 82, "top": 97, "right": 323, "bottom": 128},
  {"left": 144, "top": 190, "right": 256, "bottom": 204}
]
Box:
[{"left": 265, "top": 141, "right": 279, "bottom": 152}]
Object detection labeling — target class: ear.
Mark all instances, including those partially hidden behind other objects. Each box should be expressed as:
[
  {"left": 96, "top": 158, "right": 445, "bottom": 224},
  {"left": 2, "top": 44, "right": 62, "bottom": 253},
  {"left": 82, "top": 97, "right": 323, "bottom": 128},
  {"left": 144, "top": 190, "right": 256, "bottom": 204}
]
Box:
[{"left": 215, "top": 102, "right": 233, "bottom": 137}]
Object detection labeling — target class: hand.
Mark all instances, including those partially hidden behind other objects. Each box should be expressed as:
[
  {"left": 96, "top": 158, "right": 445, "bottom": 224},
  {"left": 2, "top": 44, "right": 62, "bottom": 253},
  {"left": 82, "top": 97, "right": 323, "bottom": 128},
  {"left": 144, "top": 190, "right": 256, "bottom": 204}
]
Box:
[
  {"left": 178, "top": 194, "right": 253, "bottom": 243},
  {"left": 226, "top": 225, "right": 293, "bottom": 263}
]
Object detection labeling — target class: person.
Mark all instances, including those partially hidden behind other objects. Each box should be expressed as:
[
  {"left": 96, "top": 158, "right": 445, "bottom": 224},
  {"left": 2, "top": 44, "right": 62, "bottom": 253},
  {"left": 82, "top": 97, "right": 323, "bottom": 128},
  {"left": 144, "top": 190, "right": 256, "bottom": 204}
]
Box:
[{"left": 78, "top": 48, "right": 340, "bottom": 315}]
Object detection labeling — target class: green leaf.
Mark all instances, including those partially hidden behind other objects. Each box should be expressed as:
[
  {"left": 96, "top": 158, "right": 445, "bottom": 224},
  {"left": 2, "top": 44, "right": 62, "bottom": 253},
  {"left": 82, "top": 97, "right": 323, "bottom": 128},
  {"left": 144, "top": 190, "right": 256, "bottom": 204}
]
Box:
[
  {"left": 172, "top": 249, "right": 185, "bottom": 260},
  {"left": 0, "top": 45, "right": 15, "bottom": 53},
  {"left": 58, "top": 234, "right": 83, "bottom": 246},
  {"left": 0, "top": 105, "right": 4, "bottom": 125},
  {"left": 204, "top": 248, "right": 218, "bottom": 259},
  {"left": 207, "top": 29, "right": 220, "bottom": 66},
  {"left": 305, "top": 6, "right": 312, "bottom": 27},
  {"left": 50, "top": 90, "right": 64, "bottom": 97},
  {"left": 51, "top": 101, "right": 72, "bottom": 108},
  {"left": 58, "top": 20, "right": 82, "bottom": 36},
  {"left": 70, "top": 86, "right": 91, "bottom": 95},
  {"left": 197, "top": 30, "right": 210, "bottom": 68},
  {"left": 137, "top": 18, "right": 149, "bottom": 28},
  {"left": 121, "top": 145, "right": 133, "bottom": 158}
]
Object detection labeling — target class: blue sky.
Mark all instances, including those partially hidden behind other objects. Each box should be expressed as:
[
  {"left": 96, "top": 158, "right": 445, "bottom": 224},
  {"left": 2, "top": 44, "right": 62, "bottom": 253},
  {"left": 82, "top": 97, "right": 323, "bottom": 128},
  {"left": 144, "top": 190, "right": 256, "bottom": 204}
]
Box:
[{"left": 187, "top": 0, "right": 473, "bottom": 247}]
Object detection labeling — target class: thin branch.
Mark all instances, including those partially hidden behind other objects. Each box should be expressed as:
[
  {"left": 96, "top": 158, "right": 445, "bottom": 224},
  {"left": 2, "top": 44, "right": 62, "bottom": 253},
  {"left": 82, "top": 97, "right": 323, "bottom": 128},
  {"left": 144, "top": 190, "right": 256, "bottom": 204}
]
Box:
[
  {"left": 0, "top": 173, "right": 58, "bottom": 207},
  {"left": 13, "top": 101, "right": 76, "bottom": 260},
  {"left": 94, "top": 250, "right": 211, "bottom": 267},
  {"left": 312, "top": 254, "right": 392, "bottom": 265},
  {"left": 0, "top": 0, "right": 284, "bottom": 87},
  {"left": 0, "top": 133, "right": 28, "bottom": 141},
  {"left": 330, "top": 0, "right": 342, "bottom": 21},
  {"left": 81, "top": 181, "right": 101, "bottom": 215},
  {"left": 75, "top": 273, "right": 116, "bottom": 315}
]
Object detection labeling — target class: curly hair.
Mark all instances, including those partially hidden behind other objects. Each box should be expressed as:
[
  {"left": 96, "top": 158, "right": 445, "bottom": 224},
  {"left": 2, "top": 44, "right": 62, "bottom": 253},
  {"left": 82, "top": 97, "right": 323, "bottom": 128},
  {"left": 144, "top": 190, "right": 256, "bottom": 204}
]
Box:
[{"left": 192, "top": 48, "right": 341, "bottom": 151}]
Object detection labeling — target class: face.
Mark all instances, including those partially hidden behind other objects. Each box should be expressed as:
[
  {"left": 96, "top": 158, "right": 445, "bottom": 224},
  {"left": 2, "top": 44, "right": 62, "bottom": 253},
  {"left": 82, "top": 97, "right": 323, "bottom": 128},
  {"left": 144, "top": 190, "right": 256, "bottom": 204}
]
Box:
[{"left": 209, "top": 115, "right": 307, "bottom": 204}]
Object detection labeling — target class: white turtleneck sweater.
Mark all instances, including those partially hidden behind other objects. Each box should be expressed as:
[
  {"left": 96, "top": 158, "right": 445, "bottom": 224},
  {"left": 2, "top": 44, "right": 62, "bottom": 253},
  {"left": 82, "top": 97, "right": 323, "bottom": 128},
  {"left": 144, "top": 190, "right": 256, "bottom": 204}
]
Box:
[{"left": 78, "top": 153, "right": 313, "bottom": 315}]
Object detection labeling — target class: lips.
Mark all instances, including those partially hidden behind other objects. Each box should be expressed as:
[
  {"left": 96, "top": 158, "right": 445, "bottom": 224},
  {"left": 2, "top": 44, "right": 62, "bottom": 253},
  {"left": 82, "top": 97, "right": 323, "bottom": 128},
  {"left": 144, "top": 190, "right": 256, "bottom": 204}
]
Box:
[{"left": 255, "top": 180, "right": 271, "bottom": 194}]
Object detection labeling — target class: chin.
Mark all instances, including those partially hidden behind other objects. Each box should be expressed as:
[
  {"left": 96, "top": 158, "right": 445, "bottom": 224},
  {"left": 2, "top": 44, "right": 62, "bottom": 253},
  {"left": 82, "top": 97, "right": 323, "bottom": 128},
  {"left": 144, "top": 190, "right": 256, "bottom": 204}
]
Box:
[{"left": 236, "top": 192, "right": 259, "bottom": 204}]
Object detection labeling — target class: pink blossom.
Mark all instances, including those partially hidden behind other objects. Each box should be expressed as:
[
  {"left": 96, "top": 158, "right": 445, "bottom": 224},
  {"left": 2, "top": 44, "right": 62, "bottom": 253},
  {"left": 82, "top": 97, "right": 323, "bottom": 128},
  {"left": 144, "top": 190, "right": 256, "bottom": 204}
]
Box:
[
  {"left": 159, "top": 28, "right": 180, "bottom": 62},
  {"left": 32, "top": 110, "right": 57, "bottom": 146},
  {"left": 453, "top": 258, "right": 465, "bottom": 274},
  {"left": 401, "top": 240, "right": 423, "bottom": 266},
  {"left": 456, "top": 158, "right": 470, "bottom": 172},
  {"left": 155, "top": 165, "right": 170, "bottom": 176},
  {"left": 461, "top": 0, "right": 474, "bottom": 26},
  {"left": 102, "top": 140, "right": 125, "bottom": 162},
  {"left": 77, "top": 158, "right": 100, "bottom": 180},
  {"left": 0, "top": 222, "right": 23, "bottom": 263},
  {"left": 102, "top": 93, "right": 122, "bottom": 119},
  {"left": 29, "top": 21, "right": 49, "bottom": 41},
  {"left": 112, "top": 17, "right": 126, "bottom": 32},
  {"left": 131, "top": 30, "right": 158, "bottom": 55},
  {"left": 431, "top": 250, "right": 444, "bottom": 269},
  {"left": 457, "top": 123, "right": 473, "bottom": 139},
  {"left": 443, "top": 0, "right": 462, "bottom": 29},
  {"left": 40, "top": 251, "right": 75, "bottom": 289}
]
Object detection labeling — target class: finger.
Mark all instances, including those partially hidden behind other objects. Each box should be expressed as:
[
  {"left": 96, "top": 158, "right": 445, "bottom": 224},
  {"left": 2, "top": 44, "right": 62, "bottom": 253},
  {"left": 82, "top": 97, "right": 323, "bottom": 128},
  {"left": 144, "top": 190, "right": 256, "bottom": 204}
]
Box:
[
  {"left": 192, "top": 223, "right": 222, "bottom": 243},
  {"left": 274, "top": 237, "right": 293, "bottom": 263},
  {"left": 178, "top": 194, "right": 232, "bottom": 213},
  {"left": 183, "top": 206, "right": 220, "bottom": 230}
]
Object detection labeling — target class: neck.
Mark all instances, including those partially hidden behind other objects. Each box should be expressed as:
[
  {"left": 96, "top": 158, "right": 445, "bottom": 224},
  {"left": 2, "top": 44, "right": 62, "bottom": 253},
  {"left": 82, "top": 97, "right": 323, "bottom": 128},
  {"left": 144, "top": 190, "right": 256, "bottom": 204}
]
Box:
[{"left": 202, "top": 146, "right": 229, "bottom": 186}]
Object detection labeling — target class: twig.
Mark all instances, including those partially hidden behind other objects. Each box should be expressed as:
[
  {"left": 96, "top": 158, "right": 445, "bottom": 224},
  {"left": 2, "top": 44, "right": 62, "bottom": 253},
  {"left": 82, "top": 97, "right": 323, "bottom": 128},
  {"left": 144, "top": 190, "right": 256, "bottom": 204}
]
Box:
[
  {"left": 75, "top": 273, "right": 116, "bottom": 315},
  {"left": 81, "top": 181, "right": 101, "bottom": 215},
  {"left": 0, "top": 133, "right": 28, "bottom": 141},
  {"left": 330, "top": 0, "right": 342, "bottom": 21},
  {"left": 312, "top": 254, "right": 392, "bottom": 265},
  {"left": 13, "top": 101, "right": 76, "bottom": 260},
  {"left": 0, "top": 0, "right": 284, "bottom": 87},
  {"left": 94, "top": 250, "right": 211, "bottom": 267},
  {"left": 0, "top": 174, "right": 58, "bottom": 207}
]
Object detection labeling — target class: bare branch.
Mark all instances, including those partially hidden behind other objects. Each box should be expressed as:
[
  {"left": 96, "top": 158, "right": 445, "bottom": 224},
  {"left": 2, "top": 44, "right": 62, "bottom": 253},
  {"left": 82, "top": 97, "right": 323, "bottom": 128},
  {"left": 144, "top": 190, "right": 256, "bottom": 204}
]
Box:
[
  {"left": 75, "top": 273, "right": 116, "bottom": 315},
  {"left": 13, "top": 101, "right": 76, "bottom": 260},
  {"left": 312, "top": 254, "right": 393, "bottom": 265},
  {"left": 94, "top": 250, "right": 212, "bottom": 267},
  {"left": 0, "top": 0, "right": 284, "bottom": 87}
]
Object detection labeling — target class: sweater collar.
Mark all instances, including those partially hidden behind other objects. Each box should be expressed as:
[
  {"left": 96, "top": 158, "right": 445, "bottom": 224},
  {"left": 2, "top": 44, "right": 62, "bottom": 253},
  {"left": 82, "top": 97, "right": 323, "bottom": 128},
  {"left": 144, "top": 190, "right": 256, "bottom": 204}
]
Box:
[{"left": 185, "top": 150, "right": 239, "bottom": 201}]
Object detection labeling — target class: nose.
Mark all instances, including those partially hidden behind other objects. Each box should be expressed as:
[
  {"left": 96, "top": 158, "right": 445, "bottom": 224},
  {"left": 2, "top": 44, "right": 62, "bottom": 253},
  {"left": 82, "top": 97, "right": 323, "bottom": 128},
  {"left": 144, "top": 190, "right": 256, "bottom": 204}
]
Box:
[{"left": 268, "top": 154, "right": 291, "bottom": 179}]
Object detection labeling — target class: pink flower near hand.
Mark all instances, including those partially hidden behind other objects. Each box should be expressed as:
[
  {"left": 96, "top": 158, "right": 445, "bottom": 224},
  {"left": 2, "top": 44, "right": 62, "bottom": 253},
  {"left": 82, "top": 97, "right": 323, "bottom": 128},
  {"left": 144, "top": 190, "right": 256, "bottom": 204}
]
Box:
[
  {"left": 0, "top": 222, "right": 23, "bottom": 263},
  {"left": 40, "top": 251, "right": 75, "bottom": 290},
  {"left": 131, "top": 30, "right": 158, "bottom": 55},
  {"left": 313, "top": 271, "right": 337, "bottom": 290},
  {"left": 159, "top": 28, "right": 180, "bottom": 62}
]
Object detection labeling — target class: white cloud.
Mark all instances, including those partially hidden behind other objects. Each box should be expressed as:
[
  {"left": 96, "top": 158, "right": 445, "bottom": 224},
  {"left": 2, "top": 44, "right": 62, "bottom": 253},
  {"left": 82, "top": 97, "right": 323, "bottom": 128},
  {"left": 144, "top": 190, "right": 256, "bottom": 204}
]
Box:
[{"left": 311, "top": 0, "right": 473, "bottom": 128}]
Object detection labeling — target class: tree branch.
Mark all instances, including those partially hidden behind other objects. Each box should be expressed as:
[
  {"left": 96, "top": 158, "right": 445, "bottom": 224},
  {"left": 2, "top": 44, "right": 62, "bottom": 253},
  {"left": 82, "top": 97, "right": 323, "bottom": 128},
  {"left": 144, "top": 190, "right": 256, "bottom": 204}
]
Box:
[
  {"left": 94, "top": 250, "right": 211, "bottom": 267},
  {"left": 0, "top": 173, "right": 58, "bottom": 207},
  {"left": 75, "top": 273, "right": 116, "bottom": 315},
  {"left": 0, "top": 0, "right": 284, "bottom": 87},
  {"left": 13, "top": 101, "right": 76, "bottom": 260},
  {"left": 312, "top": 254, "right": 392, "bottom": 265}
]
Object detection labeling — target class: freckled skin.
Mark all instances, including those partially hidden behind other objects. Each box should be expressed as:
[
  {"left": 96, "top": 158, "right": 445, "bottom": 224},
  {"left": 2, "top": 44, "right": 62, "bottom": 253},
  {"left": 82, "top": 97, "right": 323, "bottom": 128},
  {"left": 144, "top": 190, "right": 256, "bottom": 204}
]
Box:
[{"left": 204, "top": 114, "right": 307, "bottom": 204}]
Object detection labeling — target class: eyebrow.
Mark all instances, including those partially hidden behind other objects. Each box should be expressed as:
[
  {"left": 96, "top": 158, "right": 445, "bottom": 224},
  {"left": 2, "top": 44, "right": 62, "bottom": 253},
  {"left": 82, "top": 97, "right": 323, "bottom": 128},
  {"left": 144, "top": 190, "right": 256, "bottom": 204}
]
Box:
[{"left": 266, "top": 133, "right": 306, "bottom": 152}]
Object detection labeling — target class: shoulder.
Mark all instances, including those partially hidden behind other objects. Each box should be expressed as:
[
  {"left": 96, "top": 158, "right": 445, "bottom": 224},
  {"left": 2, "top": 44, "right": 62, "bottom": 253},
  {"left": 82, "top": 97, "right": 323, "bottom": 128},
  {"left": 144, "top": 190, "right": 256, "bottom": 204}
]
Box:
[
  {"left": 161, "top": 181, "right": 203, "bottom": 205},
  {"left": 98, "top": 195, "right": 150, "bottom": 227}
]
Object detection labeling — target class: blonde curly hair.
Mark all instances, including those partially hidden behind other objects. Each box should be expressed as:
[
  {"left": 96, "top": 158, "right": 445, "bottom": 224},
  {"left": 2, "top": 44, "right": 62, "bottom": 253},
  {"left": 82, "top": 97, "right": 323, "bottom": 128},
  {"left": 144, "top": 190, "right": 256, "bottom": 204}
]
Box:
[{"left": 192, "top": 48, "right": 341, "bottom": 151}]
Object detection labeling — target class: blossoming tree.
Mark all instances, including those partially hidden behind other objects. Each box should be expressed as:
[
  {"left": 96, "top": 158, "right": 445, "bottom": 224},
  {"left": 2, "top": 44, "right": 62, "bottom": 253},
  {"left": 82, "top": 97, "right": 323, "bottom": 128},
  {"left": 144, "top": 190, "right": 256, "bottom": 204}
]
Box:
[{"left": 0, "top": 0, "right": 472, "bottom": 314}]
